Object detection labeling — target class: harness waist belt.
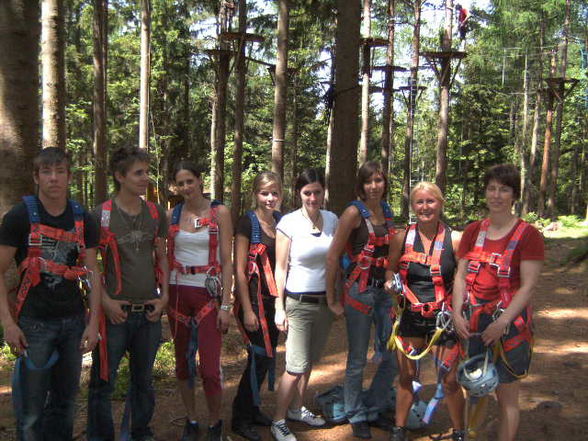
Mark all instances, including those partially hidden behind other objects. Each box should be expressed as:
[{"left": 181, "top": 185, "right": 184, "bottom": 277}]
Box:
[
  {"left": 286, "top": 292, "right": 327, "bottom": 304},
  {"left": 122, "top": 303, "right": 154, "bottom": 313},
  {"left": 367, "top": 278, "right": 385, "bottom": 289}
]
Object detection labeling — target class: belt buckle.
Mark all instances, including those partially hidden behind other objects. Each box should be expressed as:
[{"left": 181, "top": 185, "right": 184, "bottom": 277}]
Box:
[{"left": 130, "top": 303, "right": 146, "bottom": 313}]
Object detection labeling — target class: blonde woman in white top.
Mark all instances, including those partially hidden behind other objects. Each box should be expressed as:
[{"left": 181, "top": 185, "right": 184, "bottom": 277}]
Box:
[{"left": 271, "top": 169, "right": 338, "bottom": 441}]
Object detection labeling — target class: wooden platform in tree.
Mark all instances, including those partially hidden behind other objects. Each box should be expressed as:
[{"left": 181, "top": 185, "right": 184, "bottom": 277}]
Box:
[
  {"left": 360, "top": 37, "right": 388, "bottom": 47},
  {"left": 399, "top": 85, "right": 427, "bottom": 92},
  {"left": 204, "top": 49, "right": 234, "bottom": 57},
  {"left": 372, "top": 65, "right": 407, "bottom": 72},
  {"left": 220, "top": 31, "right": 265, "bottom": 43},
  {"left": 543, "top": 77, "right": 579, "bottom": 102},
  {"left": 421, "top": 50, "right": 466, "bottom": 59}
]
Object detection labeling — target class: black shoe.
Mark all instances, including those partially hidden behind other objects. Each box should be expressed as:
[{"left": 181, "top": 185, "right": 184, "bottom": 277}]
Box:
[
  {"left": 207, "top": 420, "right": 223, "bottom": 441},
  {"left": 452, "top": 429, "right": 466, "bottom": 441},
  {"left": 369, "top": 415, "right": 395, "bottom": 431},
  {"left": 181, "top": 420, "right": 200, "bottom": 441},
  {"left": 252, "top": 410, "right": 272, "bottom": 427},
  {"left": 231, "top": 421, "right": 261, "bottom": 441},
  {"left": 352, "top": 421, "right": 372, "bottom": 439},
  {"left": 390, "top": 426, "right": 408, "bottom": 441}
]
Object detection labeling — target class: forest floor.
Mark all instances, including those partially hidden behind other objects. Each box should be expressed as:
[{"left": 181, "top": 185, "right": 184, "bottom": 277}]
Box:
[{"left": 0, "top": 232, "right": 587, "bottom": 441}]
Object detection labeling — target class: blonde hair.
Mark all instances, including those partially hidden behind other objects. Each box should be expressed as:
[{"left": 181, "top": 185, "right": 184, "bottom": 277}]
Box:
[
  {"left": 410, "top": 181, "right": 445, "bottom": 206},
  {"left": 252, "top": 171, "right": 282, "bottom": 205}
]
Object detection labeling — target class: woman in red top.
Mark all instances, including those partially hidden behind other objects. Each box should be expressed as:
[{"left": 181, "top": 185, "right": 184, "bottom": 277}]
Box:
[{"left": 453, "top": 164, "right": 544, "bottom": 441}]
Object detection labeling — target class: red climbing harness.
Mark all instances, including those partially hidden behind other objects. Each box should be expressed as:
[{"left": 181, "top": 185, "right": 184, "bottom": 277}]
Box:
[
  {"left": 99, "top": 199, "right": 161, "bottom": 295},
  {"left": 233, "top": 210, "right": 281, "bottom": 359},
  {"left": 167, "top": 202, "right": 222, "bottom": 332},
  {"left": 398, "top": 223, "right": 450, "bottom": 318},
  {"left": 14, "top": 196, "right": 87, "bottom": 318},
  {"left": 464, "top": 219, "right": 532, "bottom": 352},
  {"left": 343, "top": 200, "right": 396, "bottom": 315}
]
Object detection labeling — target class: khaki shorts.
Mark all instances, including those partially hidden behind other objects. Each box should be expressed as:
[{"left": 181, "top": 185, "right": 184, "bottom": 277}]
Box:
[{"left": 285, "top": 296, "right": 334, "bottom": 374}]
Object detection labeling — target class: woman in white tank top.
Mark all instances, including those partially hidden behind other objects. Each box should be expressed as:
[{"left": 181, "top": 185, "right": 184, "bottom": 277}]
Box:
[{"left": 167, "top": 161, "right": 233, "bottom": 441}]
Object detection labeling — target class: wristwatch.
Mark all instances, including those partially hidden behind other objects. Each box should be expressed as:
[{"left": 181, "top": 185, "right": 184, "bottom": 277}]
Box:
[{"left": 220, "top": 303, "right": 233, "bottom": 312}]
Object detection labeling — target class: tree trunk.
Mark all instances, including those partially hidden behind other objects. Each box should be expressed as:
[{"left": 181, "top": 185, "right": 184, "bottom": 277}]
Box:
[
  {"left": 538, "top": 50, "right": 558, "bottom": 218},
  {"left": 210, "top": 3, "right": 231, "bottom": 201},
  {"left": 434, "top": 0, "right": 453, "bottom": 194},
  {"left": 547, "top": 0, "right": 570, "bottom": 220},
  {"left": 327, "top": 0, "right": 361, "bottom": 215},
  {"left": 41, "top": 0, "right": 66, "bottom": 149},
  {"left": 231, "top": 0, "right": 247, "bottom": 226},
  {"left": 0, "top": 0, "right": 40, "bottom": 216},
  {"left": 139, "top": 0, "right": 151, "bottom": 151},
  {"left": 402, "top": 0, "right": 422, "bottom": 220},
  {"left": 92, "top": 0, "right": 108, "bottom": 204},
  {"left": 358, "top": 0, "right": 371, "bottom": 165},
  {"left": 271, "top": 0, "right": 289, "bottom": 180},
  {"left": 380, "top": 0, "right": 395, "bottom": 177},
  {"left": 520, "top": 52, "right": 530, "bottom": 216}
]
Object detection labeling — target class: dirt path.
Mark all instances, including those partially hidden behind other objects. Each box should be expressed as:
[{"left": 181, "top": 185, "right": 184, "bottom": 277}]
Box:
[{"left": 1, "top": 235, "right": 587, "bottom": 440}]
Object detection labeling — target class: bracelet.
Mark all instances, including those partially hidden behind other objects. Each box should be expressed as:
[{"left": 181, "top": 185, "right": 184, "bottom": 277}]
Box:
[{"left": 220, "top": 304, "right": 233, "bottom": 312}]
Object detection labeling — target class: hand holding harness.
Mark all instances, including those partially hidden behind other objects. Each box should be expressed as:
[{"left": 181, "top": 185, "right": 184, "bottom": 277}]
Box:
[
  {"left": 233, "top": 210, "right": 282, "bottom": 405},
  {"left": 167, "top": 201, "right": 223, "bottom": 387},
  {"left": 463, "top": 219, "right": 532, "bottom": 376},
  {"left": 342, "top": 200, "right": 396, "bottom": 315}
]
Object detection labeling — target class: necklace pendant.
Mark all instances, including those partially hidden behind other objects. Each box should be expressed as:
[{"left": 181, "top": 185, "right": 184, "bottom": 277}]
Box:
[{"left": 194, "top": 217, "right": 202, "bottom": 228}]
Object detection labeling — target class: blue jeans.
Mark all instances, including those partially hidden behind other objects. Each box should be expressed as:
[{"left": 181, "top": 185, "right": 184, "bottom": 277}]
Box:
[
  {"left": 13, "top": 314, "right": 85, "bottom": 441},
  {"left": 344, "top": 284, "right": 397, "bottom": 424},
  {"left": 87, "top": 312, "right": 161, "bottom": 441}
]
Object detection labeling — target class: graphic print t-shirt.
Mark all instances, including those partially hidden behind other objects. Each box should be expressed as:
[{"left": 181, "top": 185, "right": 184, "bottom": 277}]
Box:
[
  {"left": 0, "top": 197, "right": 99, "bottom": 319},
  {"left": 94, "top": 200, "right": 167, "bottom": 302}
]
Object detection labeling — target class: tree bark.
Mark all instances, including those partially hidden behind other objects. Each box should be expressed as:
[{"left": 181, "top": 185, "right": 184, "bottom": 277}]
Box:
[
  {"left": 519, "top": 52, "right": 530, "bottom": 216},
  {"left": 402, "top": 0, "right": 422, "bottom": 220},
  {"left": 271, "top": 0, "right": 289, "bottom": 180},
  {"left": 327, "top": 0, "right": 361, "bottom": 215},
  {"left": 92, "top": 0, "right": 108, "bottom": 204},
  {"left": 41, "top": 0, "right": 66, "bottom": 149},
  {"left": 0, "top": 0, "right": 40, "bottom": 216},
  {"left": 139, "top": 0, "right": 151, "bottom": 151},
  {"left": 231, "top": 0, "right": 247, "bottom": 225},
  {"left": 210, "top": 3, "right": 231, "bottom": 201},
  {"left": 434, "top": 0, "right": 453, "bottom": 194},
  {"left": 538, "top": 50, "right": 558, "bottom": 218},
  {"left": 380, "top": 0, "right": 396, "bottom": 177},
  {"left": 358, "top": 0, "right": 371, "bottom": 165},
  {"left": 547, "top": 0, "right": 570, "bottom": 219}
]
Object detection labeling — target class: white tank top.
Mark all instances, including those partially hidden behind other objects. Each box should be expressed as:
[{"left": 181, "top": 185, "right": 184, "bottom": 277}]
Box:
[{"left": 170, "top": 228, "right": 220, "bottom": 287}]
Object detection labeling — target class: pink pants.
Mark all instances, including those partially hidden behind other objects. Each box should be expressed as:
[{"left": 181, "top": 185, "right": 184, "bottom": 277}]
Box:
[{"left": 168, "top": 285, "right": 222, "bottom": 396}]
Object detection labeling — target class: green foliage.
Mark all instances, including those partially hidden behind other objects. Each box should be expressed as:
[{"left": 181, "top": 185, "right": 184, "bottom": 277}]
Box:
[{"left": 558, "top": 215, "right": 582, "bottom": 228}]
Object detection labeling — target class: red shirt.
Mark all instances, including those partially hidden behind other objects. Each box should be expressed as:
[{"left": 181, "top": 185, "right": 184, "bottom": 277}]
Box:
[{"left": 457, "top": 220, "right": 544, "bottom": 300}]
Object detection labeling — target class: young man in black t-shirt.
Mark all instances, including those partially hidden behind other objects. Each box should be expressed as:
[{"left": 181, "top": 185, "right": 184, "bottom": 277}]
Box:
[{"left": 0, "top": 147, "right": 101, "bottom": 441}]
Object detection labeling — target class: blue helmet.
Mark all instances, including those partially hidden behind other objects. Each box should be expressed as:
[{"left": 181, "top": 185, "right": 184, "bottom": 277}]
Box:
[
  {"left": 457, "top": 353, "right": 499, "bottom": 397},
  {"left": 406, "top": 399, "right": 428, "bottom": 430}
]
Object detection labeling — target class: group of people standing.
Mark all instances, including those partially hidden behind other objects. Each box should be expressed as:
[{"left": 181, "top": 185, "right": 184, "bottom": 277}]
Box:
[{"left": 0, "top": 146, "right": 543, "bottom": 441}]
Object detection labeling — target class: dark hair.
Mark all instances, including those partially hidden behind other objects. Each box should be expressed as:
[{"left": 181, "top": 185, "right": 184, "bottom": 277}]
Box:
[
  {"left": 355, "top": 161, "right": 388, "bottom": 200},
  {"left": 294, "top": 168, "right": 325, "bottom": 193},
  {"left": 33, "top": 147, "right": 71, "bottom": 174},
  {"left": 110, "top": 147, "right": 151, "bottom": 190},
  {"left": 483, "top": 164, "right": 521, "bottom": 199},
  {"left": 172, "top": 160, "right": 201, "bottom": 182}
]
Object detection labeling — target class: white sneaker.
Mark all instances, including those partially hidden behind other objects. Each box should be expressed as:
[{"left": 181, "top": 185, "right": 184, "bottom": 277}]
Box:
[
  {"left": 271, "top": 419, "right": 297, "bottom": 441},
  {"left": 287, "top": 406, "right": 326, "bottom": 427}
]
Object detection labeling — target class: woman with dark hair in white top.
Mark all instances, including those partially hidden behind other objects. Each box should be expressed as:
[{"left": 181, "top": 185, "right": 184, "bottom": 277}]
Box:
[{"left": 270, "top": 169, "right": 338, "bottom": 441}]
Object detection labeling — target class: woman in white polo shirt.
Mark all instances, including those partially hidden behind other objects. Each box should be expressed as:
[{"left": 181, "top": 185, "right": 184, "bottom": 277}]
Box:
[{"left": 270, "top": 169, "right": 338, "bottom": 441}]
